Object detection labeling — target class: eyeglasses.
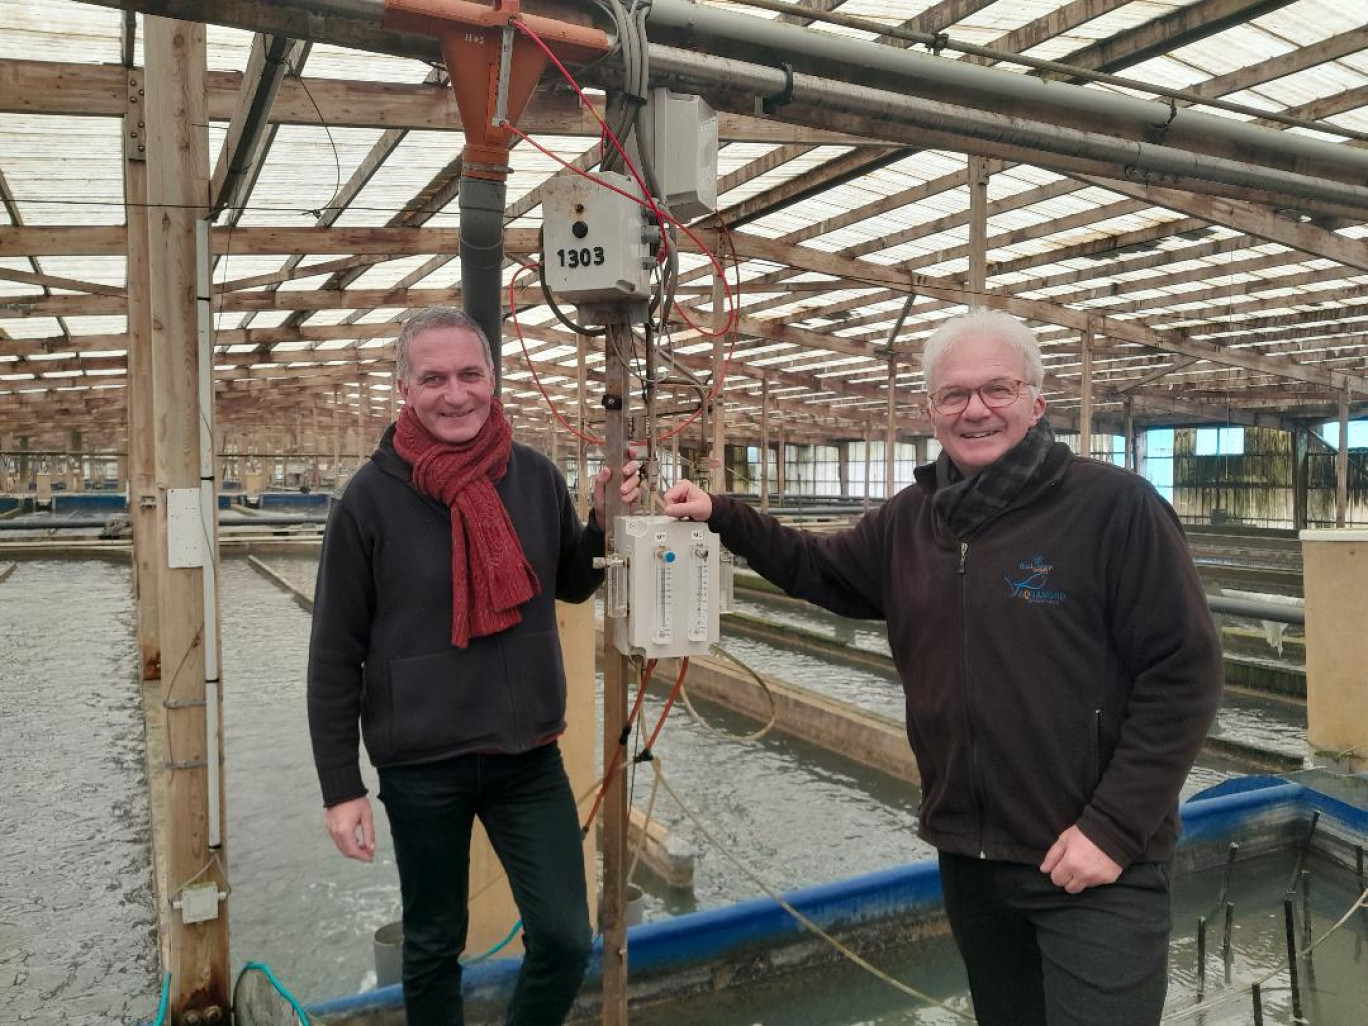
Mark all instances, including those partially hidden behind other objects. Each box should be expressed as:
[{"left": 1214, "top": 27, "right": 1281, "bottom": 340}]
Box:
[{"left": 927, "top": 378, "right": 1033, "bottom": 415}]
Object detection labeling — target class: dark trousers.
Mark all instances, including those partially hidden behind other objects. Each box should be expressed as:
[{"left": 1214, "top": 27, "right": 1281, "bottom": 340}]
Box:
[
  {"left": 378, "top": 742, "right": 592, "bottom": 1026},
  {"left": 938, "top": 852, "right": 1172, "bottom": 1026}
]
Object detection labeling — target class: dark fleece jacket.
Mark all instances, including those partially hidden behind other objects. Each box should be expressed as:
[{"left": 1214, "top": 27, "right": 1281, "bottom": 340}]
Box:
[
  {"left": 706, "top": 444, "right": 1222, "bottom": 868},
  {"left": 307, "top": 424, "right": 603, "bottom": 807}
]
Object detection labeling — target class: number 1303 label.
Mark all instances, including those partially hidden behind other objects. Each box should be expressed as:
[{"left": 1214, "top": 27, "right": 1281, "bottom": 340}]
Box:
[{"left": 557, "top": 246, "right": 606, "bottom": 269}]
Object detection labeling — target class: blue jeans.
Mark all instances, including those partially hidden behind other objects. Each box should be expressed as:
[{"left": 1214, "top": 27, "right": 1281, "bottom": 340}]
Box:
[
  {"left": 939, "top": 852, "right": 1172, "bottom": 1025},
  {"left": 378, "top": 742, "right": 591, "bottom": 1026}
]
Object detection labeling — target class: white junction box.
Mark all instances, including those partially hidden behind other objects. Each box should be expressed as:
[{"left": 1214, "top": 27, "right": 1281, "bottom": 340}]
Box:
[
  {"left": 646, "top": 88, "right": 718, "bottom": 221},
  {"left": 541, "top": 171, "right": 655, "bottom": 304},
  {"left": 612, "top": 515, "right": 721, "bottom": 659}
]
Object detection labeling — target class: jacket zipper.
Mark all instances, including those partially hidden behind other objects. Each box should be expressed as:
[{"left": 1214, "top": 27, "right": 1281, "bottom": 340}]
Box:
[{"left": 957, "top": 539, "right": 987, "bottom": 858}]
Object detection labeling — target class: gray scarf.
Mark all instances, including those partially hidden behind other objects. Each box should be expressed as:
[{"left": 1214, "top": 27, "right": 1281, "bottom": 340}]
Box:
[{"left": 933, "top": 420, "right": 1057, "bottom": 539}]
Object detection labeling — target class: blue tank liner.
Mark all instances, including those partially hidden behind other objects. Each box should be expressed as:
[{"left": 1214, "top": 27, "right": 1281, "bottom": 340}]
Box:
[
  {"left": 52, "top": 492, "right": 127, "bottom": 511},
  {"left": 304, "top": 778, "right": 1367, "bottom": 1020},
  {"left": 259, "top": 491, "right": 330, "bottom": 509}
]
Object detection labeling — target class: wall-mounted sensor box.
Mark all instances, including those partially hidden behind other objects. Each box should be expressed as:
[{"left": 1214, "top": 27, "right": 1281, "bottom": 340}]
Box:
[
  {"left": 541, "top": 171, "right": 655, "bottom": 304},
  {"left": 611, "top": 515, "right": 720, "bottom": 659}
]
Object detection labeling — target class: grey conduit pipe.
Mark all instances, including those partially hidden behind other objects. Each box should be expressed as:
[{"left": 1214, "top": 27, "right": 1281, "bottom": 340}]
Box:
[
  {"left": 643, "top": 0, "right": 1368, "bottom": 191},
  {"left": 77, "top": 0, "right": 1368, "bottom": 211},
  {"left": 641, "top": 46, "right": 1368, "bottom": 215},
  {"left": 459, "top": 176, "right": 508, "bottom": 390}
]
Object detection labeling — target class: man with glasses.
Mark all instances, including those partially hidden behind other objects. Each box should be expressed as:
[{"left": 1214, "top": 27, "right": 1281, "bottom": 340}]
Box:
[{"left": 663, "top": 308, "right": 1220, "bottom": 1025}]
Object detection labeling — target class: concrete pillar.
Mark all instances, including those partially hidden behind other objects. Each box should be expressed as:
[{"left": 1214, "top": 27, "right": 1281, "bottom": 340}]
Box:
[{"left": 1300, "top": 530, "right": 1368, "bottom": 772}]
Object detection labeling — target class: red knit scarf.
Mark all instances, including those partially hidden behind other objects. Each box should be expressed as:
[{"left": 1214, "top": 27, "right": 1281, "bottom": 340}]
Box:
[{"left": 393, "top": 398, "right": 541, "bottom": 648}]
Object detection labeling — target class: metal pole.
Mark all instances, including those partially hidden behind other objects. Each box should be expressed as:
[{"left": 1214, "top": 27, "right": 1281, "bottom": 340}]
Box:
[
  {"left": 600, "top": 317, "right": 632, "bottom": 1026},
  {"left": 1079, "top": 330, "right": 1093, "bottom": 459},
  {"left": 576, "top": 334, "right": 589, "bottom": 518},
  {"left": 760, "top": 370, "right": 770, "bottom": 512}
]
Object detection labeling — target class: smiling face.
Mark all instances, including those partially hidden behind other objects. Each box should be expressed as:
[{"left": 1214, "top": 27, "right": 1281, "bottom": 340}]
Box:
[
  {"left": 927, "top": 333, "right": 1046, "bottom": 476},
  {"left": 396, "top": 326, "right": 494, "bottom": 445}
]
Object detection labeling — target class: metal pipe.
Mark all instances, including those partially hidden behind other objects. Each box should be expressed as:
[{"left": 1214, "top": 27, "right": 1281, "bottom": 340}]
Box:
[
  {"left": 1283, "top": 896, "right": 1303, "bottom": 1020},
  {"left": 76, "top": 0, "right": 1368, "bottom": 204},
  {"left": 459, "top": 176, "right": 507, "bottom": 387},
  {"left": 195, "top": 219, "right": 223, "bottom": 850},
  {"left": 645, "top": 0, "right": 1368, "bottom": 189},
  {"left": 642, "top": 46, "right": 1368, "bottom": 215},
  {"left": 1206, "top": 594, "right": 1303, "bottom": 626},
  {"left": 727, "top": 0, "right": 1368, "bottom": 146}
]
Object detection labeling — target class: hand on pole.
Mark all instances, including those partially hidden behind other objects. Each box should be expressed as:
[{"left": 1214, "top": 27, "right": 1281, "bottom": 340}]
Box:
[
  {"left": 593, "top": 459, "right": 642, "bottom": 525},
  {"left": 662, "top": 479, "right": 713, "bottom": 522}
]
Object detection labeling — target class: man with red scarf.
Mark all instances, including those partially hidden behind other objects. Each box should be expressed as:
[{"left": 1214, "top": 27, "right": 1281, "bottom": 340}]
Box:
[{"left": 308, "top": 306, "right": 639, "bottom": 1025}]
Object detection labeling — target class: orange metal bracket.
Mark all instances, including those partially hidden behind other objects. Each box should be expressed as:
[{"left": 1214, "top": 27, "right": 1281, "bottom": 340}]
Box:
[{"left": 385, "top": 0, "right": 612, "bottom": 180}]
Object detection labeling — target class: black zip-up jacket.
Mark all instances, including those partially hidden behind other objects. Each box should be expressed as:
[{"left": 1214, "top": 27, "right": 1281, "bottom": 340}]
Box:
[
  {"left": 307, "top": 425, "right": 604, "bottom": 807},
  {"left": 707, "top": 444, "right": 1222, "bottom": 868}
]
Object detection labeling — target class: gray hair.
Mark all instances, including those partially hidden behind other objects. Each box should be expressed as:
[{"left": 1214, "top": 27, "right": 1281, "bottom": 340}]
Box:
[
  {"left": 922, "top": 308, "right": 1043, "bottom": 393},
  {"left": 395, "top": 306, "right": 494, "bottom": 382}
]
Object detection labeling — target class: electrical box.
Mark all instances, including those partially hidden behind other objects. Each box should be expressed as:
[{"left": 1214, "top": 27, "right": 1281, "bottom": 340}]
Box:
[
  {"left": 646, "top": 89, "right": 718, "bottom": 221},
  {"left": 612, "top": 515, "right": 721, "bottom": 659},
  {"left": 541, "top": 171, "right": 655, "bottom": 304},
  {"left": 178, "top": 882, "right": 222, "bottom": 925}
]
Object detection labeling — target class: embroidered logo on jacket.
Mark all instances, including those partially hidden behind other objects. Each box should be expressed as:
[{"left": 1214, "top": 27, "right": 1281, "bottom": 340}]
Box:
[{"left": 1004, "top": 555, "right": 1067, "bottom": 605}]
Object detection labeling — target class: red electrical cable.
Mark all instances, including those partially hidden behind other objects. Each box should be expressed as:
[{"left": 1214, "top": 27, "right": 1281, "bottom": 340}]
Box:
[
  {"left": 502, "top": 16, "right": 744, "bottom": 451},
  {"left": 581, "top": 658, "right": 657, "bottom": 834},
  {"left": 637, "top": 657, "right": 689, "bottom": 758},
  {"left": 506, "top": 16, "right": 739, "bottom": 340},
  {"left": 507, "top": 261, "right": 607, "bottom": 447}
]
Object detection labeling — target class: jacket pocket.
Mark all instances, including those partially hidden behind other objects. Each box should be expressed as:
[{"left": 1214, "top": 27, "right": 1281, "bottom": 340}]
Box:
[
  {"left": 387, "top": 647, "right": 505, "bottom": 756},
  {"left": 506, "top": 630, "right": 568, "bottom": 742}
]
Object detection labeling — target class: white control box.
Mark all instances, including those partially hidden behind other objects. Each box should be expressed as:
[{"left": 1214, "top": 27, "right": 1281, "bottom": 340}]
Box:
[
  {"left": 541, "top": 171, "right": 655, "bottom": 304},
  {"left": 646, "top": 89, "right": 718, "bottom": 221},
  {"left": 612, "top": 515, "right": 721, "bottom": 659}
]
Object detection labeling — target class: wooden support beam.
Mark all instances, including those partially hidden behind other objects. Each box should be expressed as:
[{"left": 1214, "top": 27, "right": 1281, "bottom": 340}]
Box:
[
  {"left": 0, "top": 225, "right": 543, "bottom": 258},
  {"left": 210, "top": 34, "right": 302, "bottom": 213},
  {"left": 710, "top": 273, "right": 728, "bottom": 492},
  {"left": 728, "top": 231, "right": 1368, "bottom": 392},
  {"left": 1075, "top": 176, "right": 1368, "bottom": 273},
  {"left": 966, "top": 154, "right": 988, "bottom": 296},
  {"left": 144, "top": 16, "right": 229, "bottom": 1020},
  {"left": 124, "top": 67, "right": 160, "bottom": 685},
  {"left": 0, "top": 58, "right": 872, "bottom": 144}
]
